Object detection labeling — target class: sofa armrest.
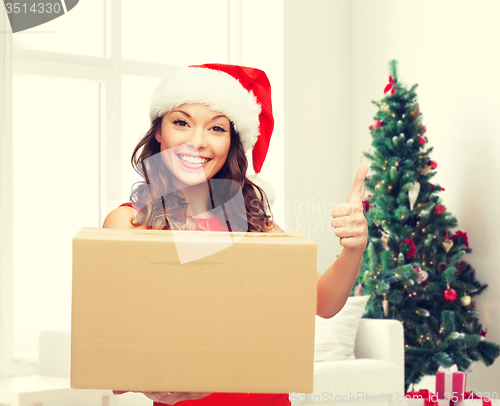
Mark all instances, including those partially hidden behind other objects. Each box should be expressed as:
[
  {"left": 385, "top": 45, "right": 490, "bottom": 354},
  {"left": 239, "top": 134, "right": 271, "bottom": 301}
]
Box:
[{"left": 354, "top": 319, "right": 405, "bottom": 394}]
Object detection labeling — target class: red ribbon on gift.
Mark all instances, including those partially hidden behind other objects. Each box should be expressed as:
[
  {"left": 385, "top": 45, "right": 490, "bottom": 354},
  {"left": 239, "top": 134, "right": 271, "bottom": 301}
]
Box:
[
  {"left": 436, "top": 365, "right": 467, "bottom": 401},
  {"left": 405, "top": 389, "right": 437, "bottom": 406},
  {"left": 463, "top": 391, "right": 492, "bottom": 406}
]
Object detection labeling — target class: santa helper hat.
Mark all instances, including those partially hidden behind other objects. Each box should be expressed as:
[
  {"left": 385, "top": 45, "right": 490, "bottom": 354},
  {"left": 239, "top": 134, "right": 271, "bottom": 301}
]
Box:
[{"left": 149, "top": 63, "right": 276, "bottom": 205}]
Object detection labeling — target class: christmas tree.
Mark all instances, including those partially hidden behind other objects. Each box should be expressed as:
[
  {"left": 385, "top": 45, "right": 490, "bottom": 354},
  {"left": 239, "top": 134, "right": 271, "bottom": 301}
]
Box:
[{"left": 354, "top": 60, "right": 500, "bottom": 390}]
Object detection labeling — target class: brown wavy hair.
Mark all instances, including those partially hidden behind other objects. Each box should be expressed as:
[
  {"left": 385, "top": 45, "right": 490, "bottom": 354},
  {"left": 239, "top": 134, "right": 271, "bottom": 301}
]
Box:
[{"left": 127, "top": 115, "right": 274, "bottom": 232}]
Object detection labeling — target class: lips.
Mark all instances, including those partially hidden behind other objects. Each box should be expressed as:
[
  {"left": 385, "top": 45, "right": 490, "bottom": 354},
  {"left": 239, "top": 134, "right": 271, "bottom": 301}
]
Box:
[
  {"left": 177, "top": 153, "right": 212, "bottom": 160},
  {"left": 176, "top": 153, "right": 212, "bottom": 168}
]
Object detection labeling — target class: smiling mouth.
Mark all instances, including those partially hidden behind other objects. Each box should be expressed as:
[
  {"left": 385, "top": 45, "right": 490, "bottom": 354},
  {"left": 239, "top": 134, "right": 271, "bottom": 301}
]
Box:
[{"left": 176, "top": 154, "right": 212, "bottom": 166}]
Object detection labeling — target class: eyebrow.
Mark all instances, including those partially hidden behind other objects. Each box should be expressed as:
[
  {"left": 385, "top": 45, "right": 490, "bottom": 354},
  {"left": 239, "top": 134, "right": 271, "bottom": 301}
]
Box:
[
  {"left": 172, "top": 109, "right": 191, "bottom": 118},
  {"left": 172, "top": 110, "right": 227, "bottom": 121}
]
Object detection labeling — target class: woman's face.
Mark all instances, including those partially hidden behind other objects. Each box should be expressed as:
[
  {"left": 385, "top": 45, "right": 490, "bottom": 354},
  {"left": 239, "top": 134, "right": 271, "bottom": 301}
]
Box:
[{"left": 155, "top": 103, "right": 231, "bottom": 187}]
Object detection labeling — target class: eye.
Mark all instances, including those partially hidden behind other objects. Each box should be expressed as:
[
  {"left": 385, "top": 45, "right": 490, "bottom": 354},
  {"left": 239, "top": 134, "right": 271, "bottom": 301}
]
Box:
[
  {"left": 211, "top": 125, "right": 227, "bottom": 133},
  {"left": 173, "top": 119, "right": 189, "bottom": 127}
]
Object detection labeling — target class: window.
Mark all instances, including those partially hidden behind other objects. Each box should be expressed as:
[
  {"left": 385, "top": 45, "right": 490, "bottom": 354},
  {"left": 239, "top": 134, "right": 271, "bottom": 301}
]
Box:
[
  {"left": 6, "top": 0, "right": 232, "bottom": 370},
  {"left": 3, "top": 0, "right": 284, "bottom": 375},
  {"left": 12, "top": 75, "right": 100, "bottom": 358}
]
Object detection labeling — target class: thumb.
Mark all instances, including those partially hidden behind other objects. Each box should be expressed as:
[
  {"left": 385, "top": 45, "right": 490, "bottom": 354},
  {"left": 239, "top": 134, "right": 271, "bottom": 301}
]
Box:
[{"left": 347, "top": 165, "right": 369, "bottom": 203}]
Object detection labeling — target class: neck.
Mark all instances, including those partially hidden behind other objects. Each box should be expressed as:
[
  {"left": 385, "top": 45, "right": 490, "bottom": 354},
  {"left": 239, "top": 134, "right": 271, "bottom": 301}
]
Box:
[{"left": 172, "top": 180, "right": 214, "bottom": 218}]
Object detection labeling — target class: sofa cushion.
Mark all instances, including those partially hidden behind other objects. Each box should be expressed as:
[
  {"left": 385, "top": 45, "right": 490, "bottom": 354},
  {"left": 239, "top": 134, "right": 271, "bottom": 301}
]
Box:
[
  {"left": 314, "top": 296, "right": 369, "bottom": 362},
  {"left": 308, "top": 359, "right": 400, "bottom": 399}
]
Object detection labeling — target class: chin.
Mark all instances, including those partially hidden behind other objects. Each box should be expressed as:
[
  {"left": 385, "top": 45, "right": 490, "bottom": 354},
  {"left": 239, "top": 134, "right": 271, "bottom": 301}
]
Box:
[{"left": 175, "top": 175, "right": 210, "bottom": 188}]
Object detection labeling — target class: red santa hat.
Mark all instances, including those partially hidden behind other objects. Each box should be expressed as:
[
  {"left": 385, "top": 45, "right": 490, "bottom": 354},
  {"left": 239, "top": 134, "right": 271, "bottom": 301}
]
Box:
[{"left": 149, "top": 63, "right": 274, "bottom": 176}]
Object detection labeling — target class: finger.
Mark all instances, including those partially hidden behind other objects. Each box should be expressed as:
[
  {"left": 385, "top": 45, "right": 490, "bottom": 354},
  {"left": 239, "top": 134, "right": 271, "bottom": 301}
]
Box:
[
  {"left": 331, "top": 217, "right": 348, "bottom": 228},
  {"left": 333, "top": 222, "right": 366, "bottom": 237},
  {"left": 333, "top": 227, "right": 352, "bottom": 238},
  {"left": 142, "top": 392, "right": 174, "bottom": 402},
  {"left": 340, "top": 236, "right": 364, "bottom": 249},
  {"left": 347, "top": 165, "right": 369, "bottom": 203},
  {"left": 177, "top": 392, "right": 213, "bottom": 401},
  {"left": 331, "top": 203, "right": 363, "bottom": 218}
]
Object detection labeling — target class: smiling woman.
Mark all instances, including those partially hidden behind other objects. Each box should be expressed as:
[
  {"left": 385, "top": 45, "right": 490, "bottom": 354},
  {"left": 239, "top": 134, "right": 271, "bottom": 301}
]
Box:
[
  {"left": 102, "top": 64, "right": 293, "bottom": 405},
  {"left": 104, "top": 64, "right": 276, "bottom": 234}
]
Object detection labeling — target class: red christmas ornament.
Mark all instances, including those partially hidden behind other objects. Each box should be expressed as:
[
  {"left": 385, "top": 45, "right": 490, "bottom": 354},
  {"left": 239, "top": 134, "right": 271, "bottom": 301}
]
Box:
[
  {"left": 384, "top": 76, "right": 395, "bottom": 95},
  {"left": 480, "top": 328, "right": 487, "bottom": 337},
  {"left": 369, "top": 119, "right": 384, "bottom": 131},
  {"left": 362, "top": 200, "right": 371, "bottom": 212},
  {"left": 451, "top": 230, "right": 469, "bottom": 248},
  {"left": 430, "top": 160, "right": 438, "bottom": 169},
  {"left": 430, "top": 183, "right": 446, "bottom": 191},
  {"left": 434, "top": 205, "right": 446, "bottom": 214},
  {"left": 443, "top": 288, "right": 457, "bottom": 302},
  {"left": 417, "top": 136, "right": 426, "bottom": 145},
  {"left": 403, "top": 239, "right": 417, "bottom": 259}
]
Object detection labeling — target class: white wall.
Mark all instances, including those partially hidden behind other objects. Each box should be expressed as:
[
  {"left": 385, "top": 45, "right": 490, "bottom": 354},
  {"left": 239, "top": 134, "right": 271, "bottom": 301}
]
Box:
[
  {"left": 350, "top": 0, "right": 500, "bottom": 392},
  {"left": 284, "top": 0, "right": 351, "bottom": 274},
  {"left": 239, "top": 0, "right": 285, "bottom": 228}
]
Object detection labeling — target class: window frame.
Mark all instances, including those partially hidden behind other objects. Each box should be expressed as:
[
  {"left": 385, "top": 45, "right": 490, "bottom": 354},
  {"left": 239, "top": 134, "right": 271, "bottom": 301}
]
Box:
[{"left": 2, "top": 0, "right": 241, "bottom": 375}]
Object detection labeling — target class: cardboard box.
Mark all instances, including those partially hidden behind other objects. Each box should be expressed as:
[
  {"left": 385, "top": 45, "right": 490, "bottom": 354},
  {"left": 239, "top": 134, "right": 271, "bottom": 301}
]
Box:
[{"left": 71, "top": 227, "right": 317, "bottom": 393}]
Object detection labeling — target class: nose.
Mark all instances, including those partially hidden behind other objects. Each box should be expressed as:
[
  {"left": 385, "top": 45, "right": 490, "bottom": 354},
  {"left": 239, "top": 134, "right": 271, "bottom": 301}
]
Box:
[{"left": 190, "top": 127, "right": 208, "bottom": 151}]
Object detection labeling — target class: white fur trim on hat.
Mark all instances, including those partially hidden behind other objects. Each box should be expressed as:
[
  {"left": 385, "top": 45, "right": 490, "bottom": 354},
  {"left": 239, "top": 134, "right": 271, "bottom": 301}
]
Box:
[{"left": 149, "top": 67, "right": 261, "bottom": 153}]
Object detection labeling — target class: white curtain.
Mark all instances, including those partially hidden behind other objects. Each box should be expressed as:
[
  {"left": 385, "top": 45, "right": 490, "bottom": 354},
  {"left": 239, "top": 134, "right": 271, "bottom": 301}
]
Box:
[{"left": 0, "top": 2, "right": 14, "bottom": 377}]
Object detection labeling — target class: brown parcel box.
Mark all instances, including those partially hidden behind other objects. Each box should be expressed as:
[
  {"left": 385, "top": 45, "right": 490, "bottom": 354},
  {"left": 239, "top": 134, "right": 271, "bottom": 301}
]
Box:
[{"left": 71, "top": 226, "right": 317, "bottom": 393}]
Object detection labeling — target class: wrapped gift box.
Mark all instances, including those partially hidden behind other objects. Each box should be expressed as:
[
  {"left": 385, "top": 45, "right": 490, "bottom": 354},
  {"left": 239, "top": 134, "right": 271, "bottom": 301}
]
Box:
[
  {"left": 405, "top": 390, "right": 492, "bottom": 406},
  {"left": 405, "top": 389, "right": 436, "bottom": 406},
  {"left": 436, "top": 365, "right": 467, "bottom": 401}
]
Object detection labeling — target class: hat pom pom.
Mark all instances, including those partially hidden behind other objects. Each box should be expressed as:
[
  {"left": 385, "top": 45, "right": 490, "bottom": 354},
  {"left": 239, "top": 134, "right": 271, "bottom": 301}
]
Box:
[{"left": 248, "top": 173, "right": 275, "bottom": 209}]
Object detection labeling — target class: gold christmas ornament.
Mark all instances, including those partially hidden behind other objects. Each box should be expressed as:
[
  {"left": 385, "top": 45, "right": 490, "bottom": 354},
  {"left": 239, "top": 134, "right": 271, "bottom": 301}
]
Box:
[
  {"left": 416, "top": 308, "right": 430, "bottom": 317},
  {"left": 442, "top": 239, "right": 454, "bottom": 253},
  {"left": 420, "top": 165, "right": 432, "bottom": 176},
  {"left": 461, "top": 295, "right": 472, "bottom": 306},
  {"left": 380, "top": 102, "right": 390, "bottom": 112},
  {"left": 382, "top": 235, "right": 389, "bottom": 249},
  {"left": 354, "top": 284, "right": 364, "bottom": 296},
  {"left": 408, "top": 182, "right": 420, "bottom": 210},
  {"left": 410, "top": 103, "right": 420, "bottom": 120},
  {"left": 382, "top": 294, "right": 389, "bottom": 317}
]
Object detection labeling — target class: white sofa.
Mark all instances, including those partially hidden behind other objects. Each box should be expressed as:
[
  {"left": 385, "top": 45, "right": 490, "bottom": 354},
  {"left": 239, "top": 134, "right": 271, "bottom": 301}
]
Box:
[
  {"left": 289, "top": 319, "right": 405, "bottom": 406},
  {"left": 0, "top": 331, "right": 115, "bottom": 406}
]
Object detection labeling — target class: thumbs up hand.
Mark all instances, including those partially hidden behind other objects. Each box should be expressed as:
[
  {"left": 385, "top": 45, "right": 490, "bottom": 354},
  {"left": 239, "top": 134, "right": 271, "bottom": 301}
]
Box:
[{"left": 330, "top": 165, "right": 369, "bottom": 251}]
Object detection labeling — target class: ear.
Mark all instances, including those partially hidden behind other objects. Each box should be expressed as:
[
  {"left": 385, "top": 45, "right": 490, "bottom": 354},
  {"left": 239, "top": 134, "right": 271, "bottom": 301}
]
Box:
[{"left": 155, "top": 130, "right": 161, "bottom": 143}]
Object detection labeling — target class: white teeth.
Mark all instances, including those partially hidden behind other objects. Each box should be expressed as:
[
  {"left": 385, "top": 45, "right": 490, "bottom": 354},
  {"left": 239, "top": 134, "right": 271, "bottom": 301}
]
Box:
[{"left": 178, "top": 154, "right": 210, "bottom": 164}]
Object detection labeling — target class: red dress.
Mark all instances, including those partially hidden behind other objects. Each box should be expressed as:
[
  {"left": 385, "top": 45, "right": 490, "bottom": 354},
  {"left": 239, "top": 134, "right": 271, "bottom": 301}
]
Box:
[{"left": 118, "top": 203, "right": 291, "bottom": 406}]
